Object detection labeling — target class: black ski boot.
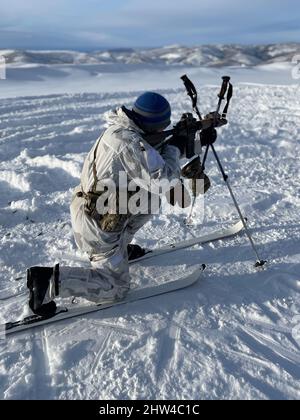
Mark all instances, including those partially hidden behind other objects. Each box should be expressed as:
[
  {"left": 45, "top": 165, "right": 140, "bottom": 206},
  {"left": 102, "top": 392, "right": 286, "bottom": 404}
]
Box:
[
  {"left": 127, "top": 244, "right": 146, "bottom": 261},
  {"left": 27, "top": 264, "right": 59, "bottom": 317}
]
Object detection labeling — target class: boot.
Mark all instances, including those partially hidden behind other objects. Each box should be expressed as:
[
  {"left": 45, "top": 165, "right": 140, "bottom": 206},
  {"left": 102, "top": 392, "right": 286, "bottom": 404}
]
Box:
[
  {"left": 127, "top": 244, "right": 146, "bottom": 261},
  {"left": 27, "top": 264, "right": 59, "bottom": 317}
]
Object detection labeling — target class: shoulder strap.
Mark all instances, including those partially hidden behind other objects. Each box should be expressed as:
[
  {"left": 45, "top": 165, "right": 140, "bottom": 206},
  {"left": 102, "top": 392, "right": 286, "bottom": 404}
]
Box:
[{"left": 91, "top": 133, "right": 104, "bottom": 193}]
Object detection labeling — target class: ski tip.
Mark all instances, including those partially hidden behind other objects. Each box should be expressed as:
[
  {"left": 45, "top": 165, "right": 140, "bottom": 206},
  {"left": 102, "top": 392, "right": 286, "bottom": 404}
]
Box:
[
  {"left": 201, "top": 264, "right": 207, "bottom": 271},
  {"left": 5, "top": 322, "right": 13, "bottom": 331}
]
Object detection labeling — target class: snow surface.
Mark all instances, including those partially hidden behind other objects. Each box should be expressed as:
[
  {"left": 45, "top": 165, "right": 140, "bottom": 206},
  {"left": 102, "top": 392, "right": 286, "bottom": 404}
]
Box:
[
  {"left": 0, "top": 61, "right": 296, "bottom": 100},
  {"left": 0, "top": 61, "right": 300, "bottom": 400}
]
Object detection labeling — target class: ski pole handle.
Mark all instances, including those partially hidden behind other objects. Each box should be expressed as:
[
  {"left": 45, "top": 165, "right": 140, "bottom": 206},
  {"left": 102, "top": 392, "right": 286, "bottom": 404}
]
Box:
[
  {"left": 181, "top": 74, "right": 202, "bottom": 120},
  {"left": 181, "top": 74, "right": 198, "bottom": 108},
  {"left": 219, "top": 76, "right": 231, "bottom": 101},
  {"left": 214, "top": 76, "right": 231, "bottom": 126},
  {"left": 222, "top": 82, "right": 233, "bottom": 118}
]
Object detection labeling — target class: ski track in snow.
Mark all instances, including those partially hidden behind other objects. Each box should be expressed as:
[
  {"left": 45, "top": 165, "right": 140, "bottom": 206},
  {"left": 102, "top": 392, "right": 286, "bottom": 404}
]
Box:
[{"left": 0, "top": 82, "right": 300, "bottom": 400}]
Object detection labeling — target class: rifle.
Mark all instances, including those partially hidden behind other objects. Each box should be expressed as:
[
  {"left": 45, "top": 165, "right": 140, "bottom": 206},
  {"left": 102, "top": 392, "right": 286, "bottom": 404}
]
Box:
[{"left": 144, "top": 113, "right": 202, "bottom": 159}]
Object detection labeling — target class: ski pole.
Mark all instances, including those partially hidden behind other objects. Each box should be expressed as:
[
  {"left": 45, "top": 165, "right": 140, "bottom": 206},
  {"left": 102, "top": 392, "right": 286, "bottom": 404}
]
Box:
[
  {"left": 208, "top": 77, "right": 266, "bottom": 267},
  {"left": 210, "top": 143, "right": 267, "bottom": 268},
  {"left": 202, "top": 76, "right": 232, "bottom": 170},
  {"left": 201, "top": 145, "right": 210, "bottom": 172},
  {"left": 181, "top": 75, "right": 223, "bottom": 224},
  {"left": 182, "top": 75, "right": 266, "bottom": 266},
  {"left": 214, "top": 76, "right": 231, "bottom": 125},
  {"left": 181, "top": 75, "right": 202, "bottom": 120},
  {"left": 181, "top": 75, "right": 203, "bottom": 225}
]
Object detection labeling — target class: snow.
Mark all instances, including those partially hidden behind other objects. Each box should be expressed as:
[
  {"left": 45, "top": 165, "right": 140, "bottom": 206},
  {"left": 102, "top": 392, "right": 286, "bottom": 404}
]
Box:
[
  {"left": 0, "top": 54, "right": 300, "bottom": 400},
  {"left": 0, "top": 61, "right": 295, "bottom": 100}
]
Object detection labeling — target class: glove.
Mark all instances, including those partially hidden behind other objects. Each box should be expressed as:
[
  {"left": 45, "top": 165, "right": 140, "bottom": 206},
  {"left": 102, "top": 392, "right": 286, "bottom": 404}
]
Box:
[
  {"left": 181, "top": 157, "right": 211, "bottom": 195},
  {"left": 181, "top": 157, "right": 201, "bottom": 178},
  {"left": 169, "top": 113, "right": 198, "bottom": 157}
]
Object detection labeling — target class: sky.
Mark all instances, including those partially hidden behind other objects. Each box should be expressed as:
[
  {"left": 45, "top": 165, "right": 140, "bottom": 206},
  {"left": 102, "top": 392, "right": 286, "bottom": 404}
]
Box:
[{"left": 0, "top": 0, "right": 300, "bottom": 50}]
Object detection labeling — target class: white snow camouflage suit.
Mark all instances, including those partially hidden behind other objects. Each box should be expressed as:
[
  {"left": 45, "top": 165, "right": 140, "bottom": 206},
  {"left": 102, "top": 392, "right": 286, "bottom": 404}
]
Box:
[{"left": 57, "top": 107, "right": 181, "bottom": 303}]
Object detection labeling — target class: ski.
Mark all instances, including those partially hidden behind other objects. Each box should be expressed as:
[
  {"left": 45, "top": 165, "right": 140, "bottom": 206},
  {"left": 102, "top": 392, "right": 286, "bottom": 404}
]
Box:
[
  {"left": 0, "top": 220, "right": 244, "bottom": 304},
  {"left": 130, "top": 219, "right": 245, "bottom": 264},
  {"left": 1, "top": 265, "right": 205, "bottom": 336},
  {"left": 0, "top": 220, "right": 244, "bottom": 305},
  {"left": 0, "top": 291, "right": 27, "bottom": 302}
]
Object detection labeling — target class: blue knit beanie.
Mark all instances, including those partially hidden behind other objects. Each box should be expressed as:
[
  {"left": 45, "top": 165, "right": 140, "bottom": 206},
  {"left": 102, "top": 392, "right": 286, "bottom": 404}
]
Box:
[{"left": 132, "top": 92, "right": 171, "bottom": 132}]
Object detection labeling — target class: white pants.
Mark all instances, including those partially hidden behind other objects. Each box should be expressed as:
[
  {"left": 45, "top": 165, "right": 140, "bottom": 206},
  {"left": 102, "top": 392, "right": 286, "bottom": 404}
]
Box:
[{"left": 58, "top": 192, "right": 151, "bottom": 303}]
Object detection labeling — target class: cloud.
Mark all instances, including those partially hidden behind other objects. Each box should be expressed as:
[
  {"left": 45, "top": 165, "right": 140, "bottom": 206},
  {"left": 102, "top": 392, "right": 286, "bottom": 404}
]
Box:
[{"left": 0, "top": 0, "right": 299, "bottom": 49}]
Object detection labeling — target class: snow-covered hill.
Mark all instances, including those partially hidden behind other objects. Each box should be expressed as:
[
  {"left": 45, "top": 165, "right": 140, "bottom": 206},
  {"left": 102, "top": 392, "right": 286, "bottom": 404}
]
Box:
[
  {"left": 1, "top": 43, "right": 299, "bottom": 67},
  {"left": 0, "top": 77, "right": 300, "bottom": 399}
]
